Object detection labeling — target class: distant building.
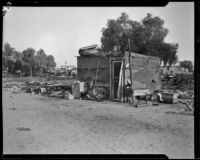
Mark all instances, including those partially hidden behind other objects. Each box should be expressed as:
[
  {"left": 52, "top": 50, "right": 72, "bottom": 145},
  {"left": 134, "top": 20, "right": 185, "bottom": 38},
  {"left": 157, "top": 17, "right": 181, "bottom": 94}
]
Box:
[
  {"left": 59, "top": 62, "right": 76, "bottom": 76},
  {"left": 60, "top": 65, "right": 67, "bottom": 73}
]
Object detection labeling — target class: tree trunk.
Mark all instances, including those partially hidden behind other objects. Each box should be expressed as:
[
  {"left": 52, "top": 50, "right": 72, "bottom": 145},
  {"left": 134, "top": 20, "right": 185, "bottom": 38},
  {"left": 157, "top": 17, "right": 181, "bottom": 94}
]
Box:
[
  {"left": 30, "top": 67, "right": 32, "bottom": 78},
  {"left": 11, "top": 63, "right": 14, "bottom": 74},
  {"left": 41, "top": 67, "right": 43, "bottom": 77}
]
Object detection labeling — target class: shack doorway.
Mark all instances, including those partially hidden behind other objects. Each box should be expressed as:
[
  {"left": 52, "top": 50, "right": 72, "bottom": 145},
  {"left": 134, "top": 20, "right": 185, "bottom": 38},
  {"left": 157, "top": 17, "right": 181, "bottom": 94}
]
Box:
[{"left": 111, "top": 60, "right": 123, "bottom": 100}]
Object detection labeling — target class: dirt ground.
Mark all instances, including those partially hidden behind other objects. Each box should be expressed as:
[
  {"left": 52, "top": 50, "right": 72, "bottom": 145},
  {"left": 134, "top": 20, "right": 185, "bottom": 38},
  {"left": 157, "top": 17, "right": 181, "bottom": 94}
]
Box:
[{"left": 3, "top": 89, "right": 194, "bottom": 158}]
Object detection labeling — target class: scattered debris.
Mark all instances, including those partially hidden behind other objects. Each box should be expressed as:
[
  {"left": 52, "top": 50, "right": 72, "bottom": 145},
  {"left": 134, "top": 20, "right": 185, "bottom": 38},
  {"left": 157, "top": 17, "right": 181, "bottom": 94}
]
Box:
[
  {"left": 178, "top": 99, "right": 194, "bottom": 111},
  {"left": 3, "top": 79, "right": 73, "bottom": 100},
  {"left": 178, "top": 91, "right": 194, "bottom": 99},
  {"left": 84, "top": 87, "right": 108, "bottom": 102}
]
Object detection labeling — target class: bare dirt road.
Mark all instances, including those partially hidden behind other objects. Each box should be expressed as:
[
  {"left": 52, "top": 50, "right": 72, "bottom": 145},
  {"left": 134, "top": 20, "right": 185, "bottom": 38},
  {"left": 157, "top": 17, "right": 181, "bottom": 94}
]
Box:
[{"left": 3, "top": 90, "right": 194, "bottom": 158}]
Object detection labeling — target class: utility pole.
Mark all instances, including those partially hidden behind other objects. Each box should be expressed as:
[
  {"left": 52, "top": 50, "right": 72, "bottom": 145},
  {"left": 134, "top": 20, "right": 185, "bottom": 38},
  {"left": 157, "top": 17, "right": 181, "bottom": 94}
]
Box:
[{"left": 128, "top": 39, "right": 134, "bottom": 106}]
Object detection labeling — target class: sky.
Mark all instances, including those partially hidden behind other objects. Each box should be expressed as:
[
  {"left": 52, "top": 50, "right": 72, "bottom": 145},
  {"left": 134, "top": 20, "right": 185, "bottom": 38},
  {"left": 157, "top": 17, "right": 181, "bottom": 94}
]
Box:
[{"left": 3, "top": 2, "right": 194, "bottom": 67}]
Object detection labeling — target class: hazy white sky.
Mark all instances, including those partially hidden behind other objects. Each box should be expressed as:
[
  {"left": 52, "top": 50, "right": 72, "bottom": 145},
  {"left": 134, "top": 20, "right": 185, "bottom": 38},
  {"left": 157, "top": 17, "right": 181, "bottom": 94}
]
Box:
[{"left": 3, "top": 2, "right": 194, "bottom": 67}]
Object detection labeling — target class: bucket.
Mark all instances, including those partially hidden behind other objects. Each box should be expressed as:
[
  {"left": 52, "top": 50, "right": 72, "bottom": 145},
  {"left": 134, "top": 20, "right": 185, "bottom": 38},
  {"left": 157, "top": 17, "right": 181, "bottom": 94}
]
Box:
[
  {"left": 79, "top": 82, "right": 88, "bottom": 93},
  {"left": 162, "top": 92, "right": 178, "bottom": 104}
]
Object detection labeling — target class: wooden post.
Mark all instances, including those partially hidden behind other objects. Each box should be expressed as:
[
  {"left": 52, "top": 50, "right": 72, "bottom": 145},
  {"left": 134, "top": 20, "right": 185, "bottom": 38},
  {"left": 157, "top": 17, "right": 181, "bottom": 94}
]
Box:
[
  {"left": 123, "top": 59, "right": 125, "bottom": 103},
  {"left": 128, "top": 39, "right": 134, "bottom": 106},
  {"left": 94, "top": 59, "right": 100, "bottom": 87}
]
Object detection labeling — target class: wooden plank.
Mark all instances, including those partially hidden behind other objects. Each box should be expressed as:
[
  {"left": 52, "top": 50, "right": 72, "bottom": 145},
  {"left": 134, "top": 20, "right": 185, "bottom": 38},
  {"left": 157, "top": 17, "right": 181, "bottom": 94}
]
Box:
[{"left": 128, "top": 39, "right": 134, "bottom": 105}]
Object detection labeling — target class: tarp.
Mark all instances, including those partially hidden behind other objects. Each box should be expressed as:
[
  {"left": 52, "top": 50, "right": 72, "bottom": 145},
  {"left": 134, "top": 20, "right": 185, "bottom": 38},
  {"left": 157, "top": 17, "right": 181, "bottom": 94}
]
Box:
[
  {"left": 79, "top": 44, "right": 104, "bottom": 56},
  {"left": 78, "top": 44, "right": 124, "bottom": 57}
]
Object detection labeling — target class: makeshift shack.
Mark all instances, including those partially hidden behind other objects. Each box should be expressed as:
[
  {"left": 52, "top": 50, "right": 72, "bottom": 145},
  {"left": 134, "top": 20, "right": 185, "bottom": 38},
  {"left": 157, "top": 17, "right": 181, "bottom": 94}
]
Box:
[{"left": 77, "top": 45, "right": 161, "bottom": 102}]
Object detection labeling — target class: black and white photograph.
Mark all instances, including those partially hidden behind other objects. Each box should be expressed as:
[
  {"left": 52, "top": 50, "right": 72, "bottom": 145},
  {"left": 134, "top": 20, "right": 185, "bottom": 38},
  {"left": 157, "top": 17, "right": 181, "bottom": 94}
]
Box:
[{"left": 2, "top": 2, "right": 195, "bottom": 159}]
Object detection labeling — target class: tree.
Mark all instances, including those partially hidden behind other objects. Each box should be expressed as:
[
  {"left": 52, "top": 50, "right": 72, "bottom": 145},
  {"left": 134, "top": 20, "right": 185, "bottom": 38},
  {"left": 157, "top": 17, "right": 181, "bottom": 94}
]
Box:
[
  {"left": 2, "top": 54, "right": 9, "bottom": 70},
  {"left": 2, "top": 43, "right": 24, "bottom": 73},
  {"left": 7, "top": 59, "right": 15, "bottom": 73},
  {"left": 142, "top": 13, "right": 168, "bottom": 42},
  {"left": 12, "top": 51, "right": 23, "bottom": 72},
  {"left": 101, "top": 12, "right": 179, "bottom": 65},
  {"left": 2, "top": 42, "right": 15, "bottom": 72},
  {"left": 3, "top": 42, "right": 15, "bottom": 56},
  {"left": 22, "top": 48, "right": 36, "bottom": 77},
  {"left": 34, "top": 49, "right": 47, "bottom": 75},
  {"left": 158, "top": 43, "right": 179, "bottom": 66},
  {"left": 2, "top": 42, "right": 57, "bottom": 77},
  {"left": 167, "top": 44, "right": 179, "bottom": 66},
  {"left": 180, "top": 60, "right": 193, "bottom": 72},
  {"left": 13, "top": 60, "right": 23, "bottom": 72},
  {"left": 46, "top": 55, "right": 56, "bottom": 71}
]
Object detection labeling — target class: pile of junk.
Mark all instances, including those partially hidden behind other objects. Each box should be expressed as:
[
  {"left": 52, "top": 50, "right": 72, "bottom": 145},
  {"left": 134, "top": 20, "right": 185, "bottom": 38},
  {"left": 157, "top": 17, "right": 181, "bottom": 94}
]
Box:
[
  {"left": 24, "top": 80, "right": 107, "bottom": 101},
  {"left": 71, "top": 79, "right": 109, "bottom": 102},
  {"left": 72, "top": 80, "right": 194, "bottom": 113},
  {"left": 3, "top": 78, "right": 194, "bottom": 112},
  {"left": 3, "top": 79, "right": 109, "bottom": 101}
]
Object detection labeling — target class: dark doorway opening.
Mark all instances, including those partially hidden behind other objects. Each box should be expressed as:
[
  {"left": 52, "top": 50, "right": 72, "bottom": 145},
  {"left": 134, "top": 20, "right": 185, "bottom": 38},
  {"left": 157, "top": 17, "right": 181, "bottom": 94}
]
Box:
[{"left": 111, "top": 60, "right": 122, "bottom": 100}]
